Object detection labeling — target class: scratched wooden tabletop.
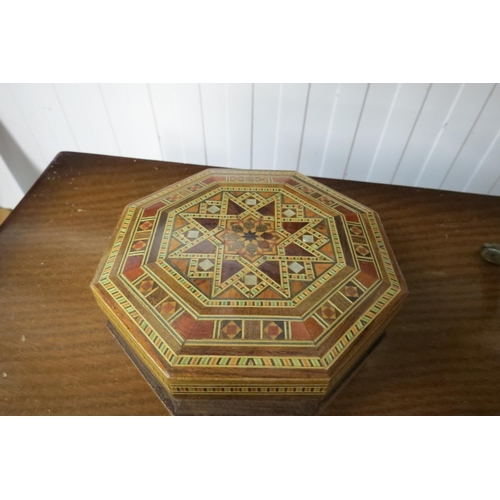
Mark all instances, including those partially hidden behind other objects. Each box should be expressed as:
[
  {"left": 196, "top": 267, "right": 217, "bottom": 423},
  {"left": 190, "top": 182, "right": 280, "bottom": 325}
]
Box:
[{"left": 1, "top": 152, "right": 499, "bottom": 415}]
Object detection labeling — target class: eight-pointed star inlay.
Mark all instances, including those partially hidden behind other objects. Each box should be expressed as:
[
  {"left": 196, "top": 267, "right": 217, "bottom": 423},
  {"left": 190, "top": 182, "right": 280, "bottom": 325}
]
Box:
[{"left": 162, "top": 189, "right": 341, "bottom": 303}]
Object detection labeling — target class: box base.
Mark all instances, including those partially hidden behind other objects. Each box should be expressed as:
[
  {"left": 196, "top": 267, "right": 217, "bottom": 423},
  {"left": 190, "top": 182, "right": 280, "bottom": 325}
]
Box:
[{"left": 107, "top": 321, "right": 384, "bottom": 416}]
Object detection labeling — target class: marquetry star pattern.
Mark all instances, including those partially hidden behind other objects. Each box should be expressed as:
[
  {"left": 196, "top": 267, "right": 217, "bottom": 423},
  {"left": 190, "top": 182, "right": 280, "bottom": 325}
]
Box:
[{"left": 163, "top": 188, "right": 339, "bottom": 303}]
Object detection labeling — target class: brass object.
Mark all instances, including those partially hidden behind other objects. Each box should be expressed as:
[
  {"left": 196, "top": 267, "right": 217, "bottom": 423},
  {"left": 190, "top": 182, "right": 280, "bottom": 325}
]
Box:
[{"left": 480, "top": 243, "right": 500, "bottom": 265}]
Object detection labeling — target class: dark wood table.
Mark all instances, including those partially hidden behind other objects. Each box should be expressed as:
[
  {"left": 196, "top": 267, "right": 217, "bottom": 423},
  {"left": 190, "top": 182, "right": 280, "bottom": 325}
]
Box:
[{"left": 1, "top": 152, "right": 499, "bottom": 415}]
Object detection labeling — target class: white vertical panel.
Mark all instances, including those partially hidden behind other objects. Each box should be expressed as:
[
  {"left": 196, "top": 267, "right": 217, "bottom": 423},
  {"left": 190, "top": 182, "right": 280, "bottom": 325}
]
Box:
[
  {"left": 252, "top": 83, "right": 281, "bottom": 169},
  {"left": 226, "top": 83, "right": 252, "bottom": 169},
  {"left": 99, "top": 83, "right": 162, "bottom": 161},
  {"left": 415, "top": 83, "right": 495, "bottom": 188},
  {"left": 200, "top": 83, "right": 228, "bottom": 167},
  {"left": 0, "top": 84, "right": 46, "bottom": 170},
  {"left": 321, "top": 83, "right": 369, "bottom": 179},
  {"left": 298, "top": 83, "right": 338, "bottom": 176},
  {"left": 9, "top": 83, "right": 79, "bottom": 162},
  {"left": 0, "top": 155, "right": 24, "bottom": 209},
  {"left": 441, "top": 84, "right": 500, "bottom": 192},
  {"left": 3, "top": 83, "right": 500, "bottom": 198},
  {"left": 489, "top": 177, "right": 500, "bottom": 196},
  {"left": 148, "top": 84, "right": 184, "bottom": 163},
  {"left": 274, "top": 83, "right": 309, "bottom": 171},
  {"left": 345, "top": 83, "right": 400, "bottom": 181},
  {"left": 392, "top": 83, "right": 462, "bottom": 186},
  {"left": 253, "top": 83, "right": 308, "bottom": 171},
  {"left": 150, "top": 83, "right": 206, "bottom": 166},
  {"left": 174, "top": 83, "right": 206, "bottom": 165},
  {"left": 464, "top": 134, "right": 500, "bottom": 194},
  {"left": 367, "top": 83, "right": 430, "bottom": 184},
  {"left": 53, "top": 84, "right": 120, "bottom": 156}
]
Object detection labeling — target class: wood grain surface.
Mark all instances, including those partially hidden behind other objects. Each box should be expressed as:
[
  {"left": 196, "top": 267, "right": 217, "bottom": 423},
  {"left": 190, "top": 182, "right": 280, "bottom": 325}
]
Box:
[
  {"left": 0, "top": 208, "right": 11, "bottom": 225},
  {"left": 1, "top": 152, "right": 499, "bottom": 415}
]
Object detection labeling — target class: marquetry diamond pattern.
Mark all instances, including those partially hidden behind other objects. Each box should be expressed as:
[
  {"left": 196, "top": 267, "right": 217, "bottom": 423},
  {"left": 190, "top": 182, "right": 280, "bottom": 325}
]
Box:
[
  {"left": 288, "top": 262, "right": 304, "bottom": 274},
  {"left": 132, "top": 240, "right": 147, "bottom": 251},
  {"left": 319, "top": 304, "right": 338, "bottom": 322},
  {"left": 263, "top": 321, "right": 284, "bottom": 340},
  {"left": 244, "top": 274, "right": 258, "bottom": 286},
  {"left": 158, "top": 300, "right": 177, "bottom": 318},
  {"left": 199, "top": 259, "right": 215, "bottom": 271},
  {"left": 187, "top": 230, "right": 200, "bottom": 239},
  {"left": 221, "top": 320, "right": 242, "bottom": 339}
]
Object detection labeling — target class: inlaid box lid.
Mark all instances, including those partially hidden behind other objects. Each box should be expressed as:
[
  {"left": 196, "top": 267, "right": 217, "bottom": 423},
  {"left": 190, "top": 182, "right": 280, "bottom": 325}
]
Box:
[{"left": 91, "top": 169, "right": 407, "bottom": 397}]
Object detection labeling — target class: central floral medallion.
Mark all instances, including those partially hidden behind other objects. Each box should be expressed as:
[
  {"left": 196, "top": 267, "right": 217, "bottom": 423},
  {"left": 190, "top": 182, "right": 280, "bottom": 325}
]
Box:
[{"left": 223, "top": 216, "right": 279, "bottom": 261}]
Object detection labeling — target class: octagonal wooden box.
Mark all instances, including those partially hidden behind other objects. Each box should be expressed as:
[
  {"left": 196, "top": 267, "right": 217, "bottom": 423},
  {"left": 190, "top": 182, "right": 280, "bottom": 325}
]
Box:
[{"left": 91, "top": 169, "right": 407, "bottom": 415}]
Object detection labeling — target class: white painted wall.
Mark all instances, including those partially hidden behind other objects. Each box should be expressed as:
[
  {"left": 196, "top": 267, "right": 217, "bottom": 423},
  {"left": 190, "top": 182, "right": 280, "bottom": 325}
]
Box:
[
  {"left": 1, "top": 83, "right": 500, "bottom": 209},
  {"left": 0, "top": 155, "right": 23, "bottom": 209}
]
